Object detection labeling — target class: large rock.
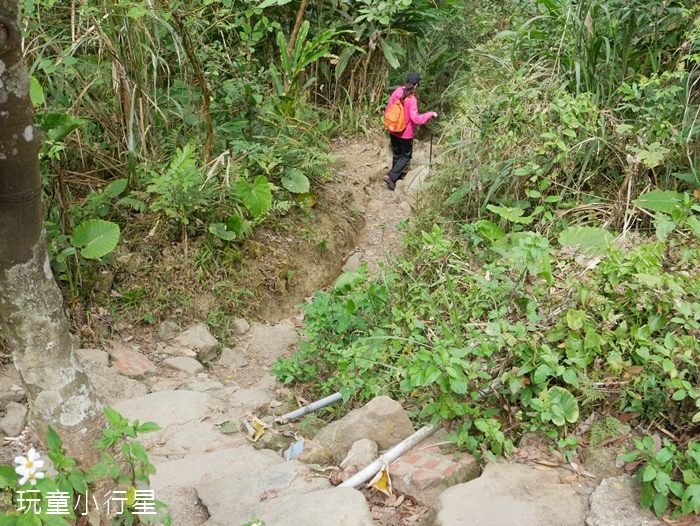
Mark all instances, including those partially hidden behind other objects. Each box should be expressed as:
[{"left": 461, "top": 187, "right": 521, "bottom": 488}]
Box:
[
  {"left": 112, "top": 390, "right": 212, "bottom": 430},
  {"left": 231, "top": 318, "right": 250, "bottom": 335},
  {"left": 150, "top": 446, "right": 281, "bottom": 490},
  {"left": 203, "top": 487, "right": 373, "bottom": 526},
  {"left": 196, "top": 459, "right": 329, "bottom": 519},
  {"left": 162, "top": 357, "right": 204, "bottom": 375},
  {"left": 586, "top": 475, "right": 663, "bottom": 526},
  {"left": 430, "top": 461, "right": 588, "bottom": 526},
  {"left": 314, "top": 396, "right": 414, "bottom": 462},
  {"left": 1, "top": 401, "right": 28, "bottom": 436},
  {"left": 81, "top": 361, "right": 148, "bottom": 404},
  {"left": 173, "top": 323, "right": 219, "bottom": 363}
]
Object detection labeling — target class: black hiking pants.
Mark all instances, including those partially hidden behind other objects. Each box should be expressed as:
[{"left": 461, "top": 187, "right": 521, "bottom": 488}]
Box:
[{"left": 388, "top": 134, "right": 413, "bottom": 182}]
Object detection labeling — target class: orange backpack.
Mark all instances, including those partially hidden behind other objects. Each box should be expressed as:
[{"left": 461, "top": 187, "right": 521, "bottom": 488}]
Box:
[{"left": 384, "top": 94, "right": 413, "bottom": 133}]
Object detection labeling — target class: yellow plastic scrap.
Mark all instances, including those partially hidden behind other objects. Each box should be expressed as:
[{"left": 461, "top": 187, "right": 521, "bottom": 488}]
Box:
[
  {"left": 249, "top": 416, "right": 268, "bottom": 443},
  {"left": 367, "top": 461, "right": 392, "bottom": 496}
]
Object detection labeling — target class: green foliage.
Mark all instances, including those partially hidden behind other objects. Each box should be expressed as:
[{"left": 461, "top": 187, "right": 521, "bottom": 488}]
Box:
[
  {"left": 70, "top": 220, "right": 121, "bottom": 260},
  {"left": 0, "top": 414, "right": 168, "bottom": 525},
  {"left": 146, "top": 144, "right": 210, "bottom": 228},
  {"left": 620, "top": 438, "right": 700, "bottom": 518}
]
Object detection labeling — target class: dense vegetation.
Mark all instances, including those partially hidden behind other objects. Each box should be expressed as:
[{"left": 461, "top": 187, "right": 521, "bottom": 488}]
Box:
[
  {"left": 272, "top": 0, "right": 700, "bottom": 519},
  {"left": 3, "top": 0, "right": 700, "bottom": 519}
]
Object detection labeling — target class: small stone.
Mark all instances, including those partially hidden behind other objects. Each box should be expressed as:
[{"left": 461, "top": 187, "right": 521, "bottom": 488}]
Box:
[
  {"left": 399, "top": 201, "right": 412, "bottom": 214},
  {"left": 161, "top": 345, "right": 197, "bottom": 358},
  {"left": 231, "top": 318, "right": 250, "bottom": 335},
  {"left": 341, "top": 254, "right": 362, "bottom": 273},
  {"left": 296, "top": 439, "right": 334, "bottom": 465},
  {"left": 220, "top": 347, "right": 248, "bottom": 368},
  {"left": 173, "top": 323, "right": 219, "bottom": 363},
  {"left": 196, "top": 373, "right": 208, "bottom": 379},
  {"left": 351, "top": 203, "right": 367, "bottom": 214},
  {"left": 315, "top": 396, "right": 415, "bottom": 463},
  {"left": 1, "top": 402, "right": 28, "bottom": 436},
  {"left": 158, "top": 320, "right": 180, "bottom": 341},
  {"left": 0, "top": 366, "right": 25, "bottom": 402},
  {"left": 75, "top": 349, "right": 110, "bottom": 367},
  {"left": 163, "top": 357, "right": 204, "bottom": 376},
  {"left": 108, "top": 344, "right": 156, "bottom": 379}
]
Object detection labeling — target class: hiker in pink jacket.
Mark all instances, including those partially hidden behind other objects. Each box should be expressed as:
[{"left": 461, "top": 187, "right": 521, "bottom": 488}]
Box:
[{"left": 383, "top": 72, "right": 437, "bottom": 191}]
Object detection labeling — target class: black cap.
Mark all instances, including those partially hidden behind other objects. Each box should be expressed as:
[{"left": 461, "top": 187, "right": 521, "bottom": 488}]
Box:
[{"left": 406, "top": 72, "right": 421, "bottom": 85}]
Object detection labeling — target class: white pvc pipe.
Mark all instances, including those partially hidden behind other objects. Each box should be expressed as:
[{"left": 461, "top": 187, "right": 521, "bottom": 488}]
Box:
[
  {"left": 276, "top": 392, "right": 343, "bottom": 423},
  {"left": 339, "top": 424, "right": 438, "bottom": 489}
]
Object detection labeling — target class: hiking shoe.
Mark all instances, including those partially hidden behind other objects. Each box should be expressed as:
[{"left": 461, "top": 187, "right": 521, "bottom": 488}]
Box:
[{"left": 384, "top": 175, "right": 396, "bottom": 191}]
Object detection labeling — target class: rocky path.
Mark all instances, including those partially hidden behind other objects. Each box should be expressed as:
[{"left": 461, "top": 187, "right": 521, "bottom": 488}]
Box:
[{"left": 0, "top": 135, "right": 671, "bottom": 525}]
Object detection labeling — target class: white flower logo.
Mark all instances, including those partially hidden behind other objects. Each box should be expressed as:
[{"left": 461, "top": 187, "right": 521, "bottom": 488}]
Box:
[{"left": 14, "top": 448, "right": 46, "bottom": 486}]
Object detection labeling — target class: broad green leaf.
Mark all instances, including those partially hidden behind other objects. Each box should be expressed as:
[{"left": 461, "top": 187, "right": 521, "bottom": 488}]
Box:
[
  {"left": 547, "top": 386, "right": 579, "bottom": 425},
  {"left": 653, "top": 491, "right": 668, "bottom": 516},
  {"left": 379, "top": 39, "right": 401, "bottom": 68},
  {"left": 558, "top": 226, "right": 614, "bottom": 256},
  {"left": 136, "top": 421, "right": 161, "bottom": 433},
  {"left": 512, "top": 165, "right": 534, "bottom": 176},
  {"left": 475, "top": 220, "right": 505, "bottom": 243},
  {"left": 643, "top": 465, "right": 657, "bottom": 482},
  {"left": 236, "top": 175, "right": 272, "bottom": 217},
  {"left": 281, "top": 169, "right": 310, "bottom": 193},
  {"left": 683, "top": 484, "right": 700, "bottom": 514},
  {"left": 257, "top": 0, "right": 293, "bottom": 9},
  {"left": 226, "top": 215, "right": 243, "bottom": 235},
  {"left": 29, "top": 76, "right": 44, "bottom": 107},
  {"left": 209, "top": 223, "right": 236, "bottom": 241},
  {"left": 70, "top": 219, "right": 120, "bottom": 259},
  {"left": 104, "top": 179, "right": 128, "bottom": 198},
  {"left": 333, "top": 270, "right": 365, "bottom": 292},
  {"left": 486, "top": 205, "right": 534, "bottom": 224},
  {"left": 42, "top": 113, "right": 85, "bottom": 142},
  {"left": 566, "top": 309, "right": 585, "bottom": 331},
  {"left": 686, "top": 215, "right": 700, "bottom": 238},
  {"left": 654, "top": 214, "right": 676, "bottom": 241},
  {"left": 46, "top": 425, "right": 62, "bottom": 451},
  {"left": 335, "top": 47, "right": 356, "bottom": 81},
  {"left": 633, "top": 190, "right": 683, "bottom": 214}
]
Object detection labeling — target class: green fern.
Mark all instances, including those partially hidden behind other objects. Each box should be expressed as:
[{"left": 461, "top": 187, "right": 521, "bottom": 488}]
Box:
[
  {"left": 270, "top": 200, "right": 294, "bottom": 214},
  {"left": 589, "top": 416, "right": 629, "bottom": 447},
  {"left": 116, "top": 196, "right": 146, "bottom": 212}
]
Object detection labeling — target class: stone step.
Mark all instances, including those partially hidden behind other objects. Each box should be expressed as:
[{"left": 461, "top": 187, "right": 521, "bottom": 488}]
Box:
[
  {"left": 202, "top": 487, "right": 374, "bottom": 526},
  {"left": 428, "top": 461, "right": 588, "bottom": 526}
]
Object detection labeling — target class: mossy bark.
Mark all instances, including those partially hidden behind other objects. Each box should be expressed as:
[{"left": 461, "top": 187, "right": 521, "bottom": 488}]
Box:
[{"left": 0, "top": 0, "right": 104, "bottom": 462}]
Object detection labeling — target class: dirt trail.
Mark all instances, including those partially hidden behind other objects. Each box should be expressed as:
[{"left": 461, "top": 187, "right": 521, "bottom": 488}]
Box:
[{"left": 332, "top": 130, "right": 434, "bottom": 278}]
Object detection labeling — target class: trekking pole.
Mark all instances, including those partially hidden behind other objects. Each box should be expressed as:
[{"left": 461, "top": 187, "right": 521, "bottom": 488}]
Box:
[{"left": 429, "top": 117, "right": 434, "bottom": 164}]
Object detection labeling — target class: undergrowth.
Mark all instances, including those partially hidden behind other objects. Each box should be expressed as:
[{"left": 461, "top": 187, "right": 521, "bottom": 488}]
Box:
[{"left": 274, "top": 2, "right": 700, "bottom": 520}]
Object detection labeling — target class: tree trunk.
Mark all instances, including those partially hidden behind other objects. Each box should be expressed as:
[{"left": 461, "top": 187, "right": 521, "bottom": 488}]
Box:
[{"left": 0, "top": 0, "right": 104, "bottom": 463}]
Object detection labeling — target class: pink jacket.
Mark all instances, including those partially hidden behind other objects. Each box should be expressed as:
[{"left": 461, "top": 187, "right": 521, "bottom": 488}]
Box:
[{"left": 385, "top": 86, "right": 433, "bottom": 139}]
